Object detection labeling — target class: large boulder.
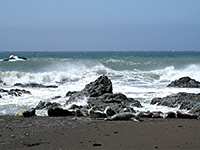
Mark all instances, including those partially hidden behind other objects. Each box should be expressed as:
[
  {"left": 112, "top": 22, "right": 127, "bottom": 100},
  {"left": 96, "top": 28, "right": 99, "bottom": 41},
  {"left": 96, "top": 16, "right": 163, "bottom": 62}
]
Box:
[
  {"left": 66, "top": 75, "right": 113, "bottom": 104},
  {"left": 151, "top": 92, "right": 200, "bottom": 110},
  {"left": 87, "top": 93, "right": 142, "bottom": 113},
  {"left": 66, "top": 75, "right": 142, "bottom": 114},
  {"left": 167, "top": 77, "right": 200, "bottom": 88},
  {"left": 48, "top": 108, "right": 74, "bottom": 117},
  {"left": 83, "top": 75, "right": 113, "bottom": 97}
]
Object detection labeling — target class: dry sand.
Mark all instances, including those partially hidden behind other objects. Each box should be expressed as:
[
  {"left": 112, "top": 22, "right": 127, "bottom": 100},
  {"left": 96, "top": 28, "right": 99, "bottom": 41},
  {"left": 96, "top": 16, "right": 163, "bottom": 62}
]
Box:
[{"left": 0, "top": 116, "right": 200, "bottom": 150}]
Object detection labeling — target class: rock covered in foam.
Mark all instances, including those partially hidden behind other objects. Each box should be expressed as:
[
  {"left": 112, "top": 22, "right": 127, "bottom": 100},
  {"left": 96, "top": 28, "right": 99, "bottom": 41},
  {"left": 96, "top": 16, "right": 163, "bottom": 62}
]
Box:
[
  {"left": 3, "top": 55, "right": 27, "bottom": 61},
  {"left": 167, "top": 76, "right": 200, "bottom": 88},
  {"left": 0, "top": 88, "right": 31, "bottom": 96}
]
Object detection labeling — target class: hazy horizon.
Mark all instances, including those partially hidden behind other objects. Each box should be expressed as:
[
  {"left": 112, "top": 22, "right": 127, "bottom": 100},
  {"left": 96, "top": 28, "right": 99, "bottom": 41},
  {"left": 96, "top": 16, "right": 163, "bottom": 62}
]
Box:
[{"left": 0, "top": 0, "right": 200, "bottom": 51}]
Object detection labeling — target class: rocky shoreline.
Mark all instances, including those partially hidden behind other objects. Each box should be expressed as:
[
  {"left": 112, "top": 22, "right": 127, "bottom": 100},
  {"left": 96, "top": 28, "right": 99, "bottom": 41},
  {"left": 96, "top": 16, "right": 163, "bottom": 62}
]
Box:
[{"left": 7, "top": 75, "right": 199, "bottom": 121}]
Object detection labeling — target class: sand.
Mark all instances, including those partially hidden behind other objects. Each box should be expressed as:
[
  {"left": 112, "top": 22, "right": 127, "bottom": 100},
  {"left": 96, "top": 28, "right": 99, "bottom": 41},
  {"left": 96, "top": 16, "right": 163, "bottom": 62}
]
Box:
[{"left": 0, "top": 116, "right": 200, "bottom": 150}]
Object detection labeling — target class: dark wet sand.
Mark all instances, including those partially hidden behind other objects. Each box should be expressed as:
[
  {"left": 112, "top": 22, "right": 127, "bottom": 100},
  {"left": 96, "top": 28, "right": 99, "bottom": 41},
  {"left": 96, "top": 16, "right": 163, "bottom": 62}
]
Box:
[{"left": 0, "top": 116, "right": 200, "bottom": 150}]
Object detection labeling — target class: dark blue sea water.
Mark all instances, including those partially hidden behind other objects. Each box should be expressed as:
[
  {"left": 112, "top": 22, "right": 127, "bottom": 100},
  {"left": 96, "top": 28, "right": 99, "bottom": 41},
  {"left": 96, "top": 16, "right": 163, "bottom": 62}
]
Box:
[
  {"left": 1, "top": 51, "right": 200, "bottom": 115},
  {"left": 1, "top": 51, "right": 200, "bottom": 72}
]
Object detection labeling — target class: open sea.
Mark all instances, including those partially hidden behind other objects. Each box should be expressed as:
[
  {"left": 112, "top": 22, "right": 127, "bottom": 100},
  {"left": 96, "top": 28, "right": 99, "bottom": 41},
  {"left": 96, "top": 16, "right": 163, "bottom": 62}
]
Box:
[{"left": 1, "top": 51, "right": 200, "bottom": 115}]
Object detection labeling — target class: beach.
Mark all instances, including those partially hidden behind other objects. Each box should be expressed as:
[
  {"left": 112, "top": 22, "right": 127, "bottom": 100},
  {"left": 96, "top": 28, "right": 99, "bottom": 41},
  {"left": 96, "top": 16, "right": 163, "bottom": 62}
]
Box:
[{"left": 1, "top": 116, "right": 200, "bottom": 150}]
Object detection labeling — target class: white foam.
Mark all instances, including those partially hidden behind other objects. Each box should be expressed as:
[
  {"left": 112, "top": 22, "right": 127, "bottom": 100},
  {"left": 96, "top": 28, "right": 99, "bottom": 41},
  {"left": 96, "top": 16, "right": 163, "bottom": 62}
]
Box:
[{"left": 1, "top": 63, "right": 200, "bottom": 115}]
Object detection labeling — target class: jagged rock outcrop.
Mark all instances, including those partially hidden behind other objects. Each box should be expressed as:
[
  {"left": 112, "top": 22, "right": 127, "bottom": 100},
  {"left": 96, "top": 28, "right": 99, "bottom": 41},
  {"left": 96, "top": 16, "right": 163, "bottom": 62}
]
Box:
[
  {"left": 66, "top": 75, "right": 142, "bottom": 113},
  {"left": 167, "top": 77, "right": 200, "bottom": 88},
  {"left": 151, "top": 92, "right": 200, "bottom": 110}
]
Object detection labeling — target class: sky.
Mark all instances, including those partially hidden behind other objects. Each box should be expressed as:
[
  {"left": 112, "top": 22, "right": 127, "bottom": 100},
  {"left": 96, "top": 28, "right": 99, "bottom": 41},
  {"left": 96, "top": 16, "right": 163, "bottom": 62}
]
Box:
[{"left": 0, "top": 0, "right": 200, "bottom": 51}]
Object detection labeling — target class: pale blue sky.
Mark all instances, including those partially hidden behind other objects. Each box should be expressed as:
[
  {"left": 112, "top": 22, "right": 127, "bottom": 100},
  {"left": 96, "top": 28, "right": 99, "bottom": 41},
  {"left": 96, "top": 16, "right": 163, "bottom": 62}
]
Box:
[{"left": 0, "top": 0, "right": 200, "bottom": 51}]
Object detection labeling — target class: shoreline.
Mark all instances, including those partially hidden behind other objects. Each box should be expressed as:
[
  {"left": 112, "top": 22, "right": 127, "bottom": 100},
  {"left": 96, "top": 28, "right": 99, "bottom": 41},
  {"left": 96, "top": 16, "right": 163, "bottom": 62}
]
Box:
[{"left": 1, "top": 116, "right": 200, "bottom": 150}]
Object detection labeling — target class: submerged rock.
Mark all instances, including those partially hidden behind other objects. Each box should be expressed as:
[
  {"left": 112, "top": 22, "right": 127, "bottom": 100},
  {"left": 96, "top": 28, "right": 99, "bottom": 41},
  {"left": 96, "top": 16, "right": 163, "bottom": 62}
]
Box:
[
  {"left": 14, "top": 83, "right": 58, "bottom": 88},
  {"left": 167, "top": 77, "right": 200, "bottom": 88},
  {"left": 0, "top": 88, "right": 31, "bottom": 96}
]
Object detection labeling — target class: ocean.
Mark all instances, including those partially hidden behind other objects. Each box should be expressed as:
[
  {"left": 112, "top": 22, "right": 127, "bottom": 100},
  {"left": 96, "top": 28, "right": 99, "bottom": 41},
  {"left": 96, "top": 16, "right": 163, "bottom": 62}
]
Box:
[{"left": 1, "top": 51, "right": 200, "bottom": 115}]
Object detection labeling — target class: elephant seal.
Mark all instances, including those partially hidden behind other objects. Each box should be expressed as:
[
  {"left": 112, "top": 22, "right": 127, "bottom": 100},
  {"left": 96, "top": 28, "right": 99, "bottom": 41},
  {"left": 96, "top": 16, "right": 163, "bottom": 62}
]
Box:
[
  {"left": 104, "top": 106, "right": 116, "bottom": 117},
  {"left": 105, "top": 112, "right": 140, "bottom": 121},
  {"left": 88, "top": 107, "right": 106, "bottom": 118}
]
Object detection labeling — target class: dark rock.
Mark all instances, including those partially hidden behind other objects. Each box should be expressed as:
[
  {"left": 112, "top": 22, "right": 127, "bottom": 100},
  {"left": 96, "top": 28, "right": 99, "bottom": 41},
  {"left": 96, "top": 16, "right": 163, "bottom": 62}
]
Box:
[
  {"left": 167, "top": 77, "right": 200, "bottom": 88},
  {"left": 150, "top": 98, "right": 163, "bottom": 105},
  {"left": 48, "top": 108, "right": 74, "bottom": 117},
  {"left": 18, "top": 56, "right": 27, "bottom": 60},
  {"left": 0, "top": 94, "right": 2, "bottom": 98},
  {"left": 0, "top": 88, "right": 31, "bottom": 96},
  {"left": 68, "top": 104, "right": 82, "bottom": 110},
  {"left": 3, "top": 58, "right": 9, "bottom": 61},
  {"left": 176, "top": 111, "right": 198, "bottom": 119},
  {"left": 189, "top": 104, "right": 200, "bottom": 118},
  {"left": 83, "top": 75, "right": 113, "bottom": 97},
  {"left": 23, "top": 109, "right": 36, "bottom": 117},
  {"left": 14, "top": 83, "right": 58, "bottom": 88},
  {"left": 66, "top": 76, "right": 142, "bottom": 114},
  {"left": 3, "top": 55, "right": 27, "bottom": 61},
  {"left": 164, "top": 112, "right": 176, "bottom": 118},
  {"left": 150, "top": 92, "right": 200, "bottom": 110},
  {"left": 35, "top": 101, "right": 61, "bottom": 110},
  {"left": 0, "top": 80, "right": 3, "bottom": 84},
  {"left": 66, "top": 91, "right": 78, "bottom": 97},
  {"left": 87, "top": 93, "right": 141, "bottom": 113},
  {"left": 51, "top": 96, "right": 61, "bottom": 100}
]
